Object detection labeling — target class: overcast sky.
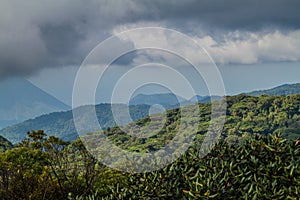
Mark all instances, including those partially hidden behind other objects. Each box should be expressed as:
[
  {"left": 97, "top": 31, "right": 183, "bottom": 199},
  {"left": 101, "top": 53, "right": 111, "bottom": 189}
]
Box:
[{"left": 1, "top": 0, "right": 300, "bottom": 105}]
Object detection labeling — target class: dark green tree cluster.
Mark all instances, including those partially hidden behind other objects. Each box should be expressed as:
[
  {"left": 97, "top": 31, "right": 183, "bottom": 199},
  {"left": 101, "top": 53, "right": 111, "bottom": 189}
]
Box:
[
  {"left": 0, "top": 131, "right": 299, "bottom": 199},
  {"left": 0, "top": 130, "right": 125, "bottom": 200},
  {"left": 1, "top": 94, "right": 300, "bottom": 199},
  {"left": 99, "top": 94, "right": 300, "bottom": 154},
  {"left": 224, "top": 94, "right": 300, "bottom": 142},
  {"left": 0, "top": 136, "right": 13, "bottom": 152},
  {"left": 104, "top": 133, "right": 300, "bottom": 199}
]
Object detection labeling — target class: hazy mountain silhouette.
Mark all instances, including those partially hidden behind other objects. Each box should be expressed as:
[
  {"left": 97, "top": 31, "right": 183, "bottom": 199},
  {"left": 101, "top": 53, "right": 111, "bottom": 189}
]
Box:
[
  {"left": 189, "top": 95, "right": 223, "bottom": 103},
  {"left": 0, "top": 77, "right": 70, "bottom": 128},
  {"left": 3, "top": 82, "right": 300, "bottom": 144},
  {"left": 0, "top": 103, "right": 151, "bottom": 144},
  {"left": 129, "top": 93, "right": 186, "bottom": 108}
]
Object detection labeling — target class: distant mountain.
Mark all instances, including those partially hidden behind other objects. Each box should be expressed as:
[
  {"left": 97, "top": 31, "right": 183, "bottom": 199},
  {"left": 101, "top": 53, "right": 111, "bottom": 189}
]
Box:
[
  {"left": 246, "top": 83, "right": 300, "bottom": 96},
  {"left": 0, "top": 103, "right": 151, "bottom": 144},
  {"left": 9, "top": 81, "right": 300, "bottom": 144},
  {"left": 189, "top": 95, "right": 223, "bottom": 103},
  {"left": 129, "top": 83, "right": 300, "bottom": 107},
  {"left": 0, "top": 90, "right": 225, "bottom": 144},
  {"left": 129, "top": 93, "right": 186, "bottom": 109},
  {"left": 0, "top": 78, "right": 70, "bottom": 129}
]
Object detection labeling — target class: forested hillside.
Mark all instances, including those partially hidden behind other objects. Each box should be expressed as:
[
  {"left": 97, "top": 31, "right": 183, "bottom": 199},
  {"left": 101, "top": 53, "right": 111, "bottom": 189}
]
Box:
[
  {"left": 1, "top": 93, "right": 300, "bottom": 198},
  {"left": 3, "top": 93, "right": 300, "bottom": 145},
  {"left": 100, "top": 94, "right": 300, "bottom": 154},
  {"left": 0, "top": 104, "right": 152, "bottom": 144},
  {"left": 247, "top": 83, "right": 300, "bottom": 96}
]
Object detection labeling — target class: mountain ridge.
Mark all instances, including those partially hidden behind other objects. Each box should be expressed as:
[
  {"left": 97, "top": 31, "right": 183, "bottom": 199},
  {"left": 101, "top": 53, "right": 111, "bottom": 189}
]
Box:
[
  {"left": 2, "top": 82, "right": 300, "bottom": 144},
  {"left": 129, "top": 93, "right": 186, "bottom": 108},
  {"left": 0, "top": 103, "right": 152, "bottom": 144},
  {"left": 246, "top": 83, "right": 300, "bottom": 96},
  {"left": 0, "top": 78, "right": 70, "bottom": 128}
]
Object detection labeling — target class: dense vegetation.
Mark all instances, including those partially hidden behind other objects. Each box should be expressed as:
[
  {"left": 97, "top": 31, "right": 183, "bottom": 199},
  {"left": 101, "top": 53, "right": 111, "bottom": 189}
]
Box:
[
  {"left": 109, "top": 133, "right": 300, "bottom": 199},
  {"left": 1, "top": 93, "right": 300, "bottom": 199},
  {"left": 224, "top": 94, "right": 300, "bottom": 141},
  {"left": 3, "top": 88, "right": 300, "bottom": 145},
  {"left": 0, "top": 136, "right": 13, "bottom": 152},
  {"left": 246, "top": 83, "right": 300, "bottom": 96},
  {"left": 101, "top": 94, "right": 300, "bottom": 153},
  {"left": 0, "top": 130, "right": 299, "bottom": 199},
  {"left": 0, "top": 104, "right": 152, "bottom": 144}
]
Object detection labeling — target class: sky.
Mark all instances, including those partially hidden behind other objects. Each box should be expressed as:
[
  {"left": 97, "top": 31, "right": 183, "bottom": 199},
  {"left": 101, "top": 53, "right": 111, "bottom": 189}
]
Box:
[{"left": 1, "top": 0, "right": 300, "bottom": 106}]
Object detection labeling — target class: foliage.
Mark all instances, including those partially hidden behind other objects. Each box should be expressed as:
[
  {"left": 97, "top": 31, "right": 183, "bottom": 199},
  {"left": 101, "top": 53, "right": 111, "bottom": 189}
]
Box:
[
  {"left": 97, "top": 133, "right": 300, "bottom": 199},
  {"left": 0, "top": 104, "right": 152, "bottom": 144},
  {"left": 95, "top": 94, "right": 300, "bottom": 155},
  {"left": 0, "top": 136, "right": 13, "bottom": 152},
  {"left": 247, "top": 83, "right": 300, "bottom": 96},
  {"left": 3, "top": 93, "right": 300, "bottom": 145},
  {"left": 0, "top": 131, "right": 109, "bottom": 200},
  {"left": 1, "top": 93, "right": 300, "bottom": 199},
  {"left": 0, "top": 131, "right": 299, "bottom": 199}
]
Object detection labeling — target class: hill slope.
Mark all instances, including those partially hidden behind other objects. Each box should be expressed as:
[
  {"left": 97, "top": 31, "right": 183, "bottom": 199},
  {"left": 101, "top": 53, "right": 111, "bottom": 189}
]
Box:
[
  {"left": 4, "top": 92, "right": 300, "bottom": 144},
  {"left": 4, "top": 82, "right": 300, "bottom": 144},
  {"left": 246, "top": 83, "right": 300, "bottom": 96},
  {"left": 0, "top": 78, "right": 70, "bottom": 128},
  {"left": 97, "top": 93, "right": 300, "bottom": 154},
  {"left": 0, "top": 104, "right": 151, "bottom": 143}
]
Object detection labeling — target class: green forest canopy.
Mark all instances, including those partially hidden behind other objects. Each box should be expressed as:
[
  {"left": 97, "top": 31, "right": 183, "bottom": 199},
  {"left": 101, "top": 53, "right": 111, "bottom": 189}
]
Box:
[
  {"left": 1, "top": 93, "right": 300, "bottom": 198},
  {"left": 2, "top": 93, "right": 300, "bottom": 145}
]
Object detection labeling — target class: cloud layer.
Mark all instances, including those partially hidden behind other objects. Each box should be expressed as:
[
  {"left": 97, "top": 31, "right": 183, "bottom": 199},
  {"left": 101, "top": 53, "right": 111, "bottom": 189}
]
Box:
[
  {"left": 197, "top": 30, "right": 300, "bottom": 64},
  {"left": 0, "top": 0, "right": 300, "bottom": 78},
  {"left": 114, "top": 26, "right": 300, "bottom": 66}
]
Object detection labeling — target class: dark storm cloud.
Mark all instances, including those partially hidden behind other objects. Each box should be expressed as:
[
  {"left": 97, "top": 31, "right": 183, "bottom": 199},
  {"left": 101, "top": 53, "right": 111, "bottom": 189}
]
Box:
[
  {"left": 0, "top": 0, "right": 142, "bottom": 79},
  {"left": 39, "top": 23, "right": 84, "bottom": 65},
  {"left": 139, "top": 0, "right": 300, "bottom": 30},
  {"left": 0, "top": 0, "right": 299, "bottom": 79}
]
